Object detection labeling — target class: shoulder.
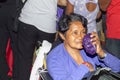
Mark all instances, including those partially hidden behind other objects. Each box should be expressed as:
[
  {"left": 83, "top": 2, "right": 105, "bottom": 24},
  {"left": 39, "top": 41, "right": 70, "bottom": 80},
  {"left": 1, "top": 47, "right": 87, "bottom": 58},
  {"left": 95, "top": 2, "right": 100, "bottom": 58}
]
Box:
[
  {"left": 47, "top": 43, "right": 65, "bottom": 58},
  {"left": 47, "top": 43, "right": 67, "bottom": 64}
]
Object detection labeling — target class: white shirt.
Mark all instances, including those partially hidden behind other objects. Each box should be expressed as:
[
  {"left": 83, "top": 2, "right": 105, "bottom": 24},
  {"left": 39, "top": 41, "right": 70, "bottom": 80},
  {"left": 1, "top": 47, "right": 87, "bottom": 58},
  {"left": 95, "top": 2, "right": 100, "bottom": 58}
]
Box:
[
  {"left": 19, "top": 0, "right": 58, "bottom": 33},
  {"left": 69, "top": 0, "right": 99, "bottom": 33}
]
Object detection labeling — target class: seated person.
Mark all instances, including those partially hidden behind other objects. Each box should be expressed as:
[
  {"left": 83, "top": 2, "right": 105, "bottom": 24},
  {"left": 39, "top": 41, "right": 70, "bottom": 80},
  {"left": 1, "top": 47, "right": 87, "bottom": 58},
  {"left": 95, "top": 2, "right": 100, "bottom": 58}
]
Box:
[{"left": 46, "top": 13, "right": 120, "bottom": 80}]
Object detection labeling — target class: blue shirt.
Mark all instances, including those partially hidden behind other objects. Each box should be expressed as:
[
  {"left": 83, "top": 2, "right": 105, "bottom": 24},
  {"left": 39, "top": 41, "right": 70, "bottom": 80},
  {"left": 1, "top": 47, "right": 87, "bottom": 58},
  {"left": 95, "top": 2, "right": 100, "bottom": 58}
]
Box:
[{"left": 47, "top": 43, "right": 120, "bottom": 80}]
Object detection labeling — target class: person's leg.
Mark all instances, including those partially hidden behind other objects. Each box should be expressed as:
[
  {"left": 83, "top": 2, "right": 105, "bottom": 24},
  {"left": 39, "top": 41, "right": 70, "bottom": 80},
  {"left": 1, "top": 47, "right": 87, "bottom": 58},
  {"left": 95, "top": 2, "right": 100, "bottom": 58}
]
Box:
[
  {"left": 102, "top": 13, "right": 106, "bottom": 35},
  {"left": 0, "top": 7, "right": 10, "bottom": 80},
  {"left": 37, "top": 30, "right": 56, "bottom": 44},
  {"left": 0, "top": 27, "right": 10, "bottom": 80},
  {"left": 13, "top": 21, "right": 38, "bottom": 80},
  {"left": 105, "top": 38, "right": 120, "bottom": 59}
]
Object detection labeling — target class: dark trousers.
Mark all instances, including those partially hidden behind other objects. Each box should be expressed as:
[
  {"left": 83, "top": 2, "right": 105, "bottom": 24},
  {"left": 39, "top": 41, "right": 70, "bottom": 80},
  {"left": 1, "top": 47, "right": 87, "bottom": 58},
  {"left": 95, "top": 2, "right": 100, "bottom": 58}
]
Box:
[
  {"left": 0, "top": 3, "right": 16, "bottom": 80},
  {"left": 105, "top": 38, "right": 120, "bottom": 59},
  {"left": 12, "top": 21, "right": 56, "bottom": 80},
  {"left": 0, "top": 17, "right": 9, "bottom": 80}
]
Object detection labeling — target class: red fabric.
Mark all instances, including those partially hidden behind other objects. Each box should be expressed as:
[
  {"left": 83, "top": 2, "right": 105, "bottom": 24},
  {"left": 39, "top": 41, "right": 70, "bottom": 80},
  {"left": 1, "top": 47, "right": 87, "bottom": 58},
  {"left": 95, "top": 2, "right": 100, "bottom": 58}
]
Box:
[
  {"left": 6, "top": 38, "right": 13, "bottom": 77},
  {"left": 106, "top": 0, "right": 120, "bottom": 39}
]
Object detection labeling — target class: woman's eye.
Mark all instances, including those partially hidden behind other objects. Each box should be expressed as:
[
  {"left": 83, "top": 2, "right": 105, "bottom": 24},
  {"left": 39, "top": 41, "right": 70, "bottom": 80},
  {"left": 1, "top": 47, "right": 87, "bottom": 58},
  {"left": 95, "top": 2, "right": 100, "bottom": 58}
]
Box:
[
  {"left": 73, "top": 31, "right": 78, "bottom": 35},
  {"left": 82, "top": 31, "right": 86, "bottom": 34},
  {"left": 72, "top": 31, "right": 86, "bottom": 36}
]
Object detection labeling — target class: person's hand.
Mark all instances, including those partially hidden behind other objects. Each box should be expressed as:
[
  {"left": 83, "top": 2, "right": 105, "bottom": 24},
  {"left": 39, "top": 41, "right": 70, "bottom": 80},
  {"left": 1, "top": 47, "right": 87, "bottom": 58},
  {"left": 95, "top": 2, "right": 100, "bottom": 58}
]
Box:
[
  {"left": 82, "top": 62, "right": 94, "bottom": 72},
  {"left": 90, "top": 32, "right": 105, "bottom": 58}
]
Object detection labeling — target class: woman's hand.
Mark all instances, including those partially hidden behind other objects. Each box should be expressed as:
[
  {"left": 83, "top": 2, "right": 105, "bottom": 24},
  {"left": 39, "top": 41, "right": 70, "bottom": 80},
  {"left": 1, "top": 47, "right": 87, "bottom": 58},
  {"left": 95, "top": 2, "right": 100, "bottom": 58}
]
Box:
[
  {"left": 90, "top": 32, "right": 106, "bottom": 58},
  {"left": 82, "top": 62, "right": 94, "bottom": 72}
]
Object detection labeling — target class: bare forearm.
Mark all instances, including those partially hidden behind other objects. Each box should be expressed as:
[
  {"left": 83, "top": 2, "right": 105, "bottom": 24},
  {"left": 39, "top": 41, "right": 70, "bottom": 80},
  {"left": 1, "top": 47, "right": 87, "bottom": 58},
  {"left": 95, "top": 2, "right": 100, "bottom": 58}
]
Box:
[
  {"left": 65, "top": 0, "right": 74, "bottom": 15},
  {"left": 98, "top": 0, "right": 111, "bottom": 11}
]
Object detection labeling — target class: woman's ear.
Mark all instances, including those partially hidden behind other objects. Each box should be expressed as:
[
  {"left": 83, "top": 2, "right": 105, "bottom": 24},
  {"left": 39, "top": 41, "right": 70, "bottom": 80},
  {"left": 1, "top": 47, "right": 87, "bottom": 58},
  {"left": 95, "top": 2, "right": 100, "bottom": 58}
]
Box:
[{"left": 59, "top": 32, "right": 65, "bottom": 41}]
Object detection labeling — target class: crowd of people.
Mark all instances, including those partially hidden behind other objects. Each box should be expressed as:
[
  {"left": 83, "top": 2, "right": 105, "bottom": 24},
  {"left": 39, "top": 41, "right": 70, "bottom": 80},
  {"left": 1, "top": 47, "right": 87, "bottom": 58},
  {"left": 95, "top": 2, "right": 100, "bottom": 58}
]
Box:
[{"left": 0, "top": 0, "right": 120, "bottom": 80}]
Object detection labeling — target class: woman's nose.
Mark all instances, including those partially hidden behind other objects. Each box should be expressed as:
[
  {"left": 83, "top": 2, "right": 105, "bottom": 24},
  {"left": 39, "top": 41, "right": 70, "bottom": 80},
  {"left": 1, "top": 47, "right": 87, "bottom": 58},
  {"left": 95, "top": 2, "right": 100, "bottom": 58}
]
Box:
[{"left": 77, "top": 34, "right": 84, "bottom": 39}]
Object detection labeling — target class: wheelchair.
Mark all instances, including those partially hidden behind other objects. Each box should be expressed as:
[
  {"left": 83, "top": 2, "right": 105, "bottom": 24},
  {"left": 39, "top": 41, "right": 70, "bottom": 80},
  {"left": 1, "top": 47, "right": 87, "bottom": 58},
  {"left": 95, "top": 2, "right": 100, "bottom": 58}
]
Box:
[{"left": 30, "top": 40, "right": 120, "bottom": 80}]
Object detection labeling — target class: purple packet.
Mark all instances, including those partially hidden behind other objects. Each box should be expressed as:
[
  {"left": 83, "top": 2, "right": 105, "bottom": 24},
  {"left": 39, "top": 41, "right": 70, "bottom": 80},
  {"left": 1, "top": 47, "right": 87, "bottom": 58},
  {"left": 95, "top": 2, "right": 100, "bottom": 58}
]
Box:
[{"left": 82, "top": 33, "right": 96, "bottom": 55}]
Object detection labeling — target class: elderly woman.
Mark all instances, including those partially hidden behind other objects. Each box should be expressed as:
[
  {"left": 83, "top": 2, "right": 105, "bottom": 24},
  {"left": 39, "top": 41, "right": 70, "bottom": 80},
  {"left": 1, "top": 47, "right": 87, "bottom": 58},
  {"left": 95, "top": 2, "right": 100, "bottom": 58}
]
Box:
[{"left": 47, "top": 13, "right": 120, "bottom": 80}]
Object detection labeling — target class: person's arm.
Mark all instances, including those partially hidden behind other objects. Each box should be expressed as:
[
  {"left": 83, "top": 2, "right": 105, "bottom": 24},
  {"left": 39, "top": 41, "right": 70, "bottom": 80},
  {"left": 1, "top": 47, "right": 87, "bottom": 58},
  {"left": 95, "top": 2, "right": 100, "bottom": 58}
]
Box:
[
  {"left": 98, "top": 52, "right": 120, "bottom": 72},
  {"left": 57, "top": 0, "right": 67, "bottom": 7},
  {"left": 98, "top": 0, "right": 111, "bottom": 12},
  {"left": 91, "top": 32, "right": 120, "bottom": 72},
  {"left": 47, "top": 50, "right": 90, "bottom": 80},
  {"left": 96, "top": 10, "right": 102, "bottom": 20},
  {"left": 65, "top": 0, "right": 74, "bottom": 15},
  {"left": 47, "top": 58, "right": 90, "bottom": 80}
]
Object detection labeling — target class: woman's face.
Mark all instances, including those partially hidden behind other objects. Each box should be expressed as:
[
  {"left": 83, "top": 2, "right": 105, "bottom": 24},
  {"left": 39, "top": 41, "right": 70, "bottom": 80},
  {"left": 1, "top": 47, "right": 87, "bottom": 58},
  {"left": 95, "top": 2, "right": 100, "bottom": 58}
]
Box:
[{"left": 64, "top": 21, "right": 86, "bottom": 50}]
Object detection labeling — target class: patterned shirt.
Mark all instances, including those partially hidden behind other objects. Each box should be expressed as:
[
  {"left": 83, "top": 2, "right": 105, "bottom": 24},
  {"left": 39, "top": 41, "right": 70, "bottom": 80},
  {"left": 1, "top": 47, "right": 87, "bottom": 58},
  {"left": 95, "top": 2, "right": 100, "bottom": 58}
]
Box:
[{"left": 68, "top": 0, "right": 99, "bottom": 33}]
